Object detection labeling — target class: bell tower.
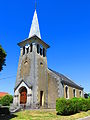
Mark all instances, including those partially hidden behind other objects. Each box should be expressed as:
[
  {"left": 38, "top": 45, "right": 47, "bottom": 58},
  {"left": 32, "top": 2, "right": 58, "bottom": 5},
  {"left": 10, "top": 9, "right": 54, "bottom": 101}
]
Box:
[{"left": 13, "top": 9, "right": 50, "bottom": 108}]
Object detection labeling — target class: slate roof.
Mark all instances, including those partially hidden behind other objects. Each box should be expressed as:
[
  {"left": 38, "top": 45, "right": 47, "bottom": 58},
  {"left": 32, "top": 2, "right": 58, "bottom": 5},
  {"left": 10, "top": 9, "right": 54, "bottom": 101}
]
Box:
[{"left": 49, "top": 68, "right": 83, "bottom": 90}]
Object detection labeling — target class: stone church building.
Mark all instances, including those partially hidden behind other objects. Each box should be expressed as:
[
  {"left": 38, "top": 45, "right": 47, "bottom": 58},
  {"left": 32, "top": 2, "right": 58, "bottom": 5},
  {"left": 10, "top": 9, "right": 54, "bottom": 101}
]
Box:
[{"left": 13, "top": 9, "right": 83, "bottom": 109}]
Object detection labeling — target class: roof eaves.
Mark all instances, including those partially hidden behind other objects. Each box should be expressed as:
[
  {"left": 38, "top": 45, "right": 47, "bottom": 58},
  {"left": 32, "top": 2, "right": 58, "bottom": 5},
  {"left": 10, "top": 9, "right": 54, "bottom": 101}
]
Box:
[{"left": 18, "top": 35, "right": 50, "bottom": 48}]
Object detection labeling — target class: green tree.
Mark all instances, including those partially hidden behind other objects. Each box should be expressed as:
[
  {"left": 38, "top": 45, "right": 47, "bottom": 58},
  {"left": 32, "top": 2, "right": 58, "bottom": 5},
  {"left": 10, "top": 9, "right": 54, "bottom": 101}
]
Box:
[
  {"left": 0, "top": 95, "right": 13, "bottom": 106},
  {"left": 88, "top": 93, "right": 90, "bottom": 98},
  {"left": 0, "top": 45, "right": 7, "bottom": 71}
]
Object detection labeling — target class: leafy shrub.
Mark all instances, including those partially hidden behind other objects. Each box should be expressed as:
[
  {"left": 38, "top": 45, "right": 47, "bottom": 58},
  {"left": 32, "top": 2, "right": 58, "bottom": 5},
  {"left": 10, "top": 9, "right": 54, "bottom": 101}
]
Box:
[
  {"left": 81, "top": 98, "right": 90, "bottom": 111},
  {"left": 56, "top": 98, "right": 80, "bottom": 115},
  {"left": 0, "top": 95, "right": 13, "bottom": 106},
  {"left": 56, "top": 98, "right": 67, "bottom": 115},
  {"left": 56, "top": 97, "right": 90, "bottom": 115},
  {"left": 70, "top": 98, "right": 80, "bottom": 113},
  {"left": 87, "top": 98, "right": 90, "bottom": 110}
]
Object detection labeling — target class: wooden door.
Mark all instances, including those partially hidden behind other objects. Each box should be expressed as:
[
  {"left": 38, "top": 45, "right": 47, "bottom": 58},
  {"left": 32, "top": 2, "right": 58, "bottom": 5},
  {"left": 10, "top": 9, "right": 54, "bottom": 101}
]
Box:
[{"left": 20, "top": 88, "right": 27, "bottom": 104}]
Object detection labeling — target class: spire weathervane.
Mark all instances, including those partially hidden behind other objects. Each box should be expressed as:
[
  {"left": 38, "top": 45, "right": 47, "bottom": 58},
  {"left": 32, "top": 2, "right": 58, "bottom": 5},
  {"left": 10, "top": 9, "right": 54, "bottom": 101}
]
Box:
[
  {"left": 28, "top": 1, "right": 41, "bottom": 39},
  {"left": 35, "top": 0, "right": 37, "bottom": 10}
]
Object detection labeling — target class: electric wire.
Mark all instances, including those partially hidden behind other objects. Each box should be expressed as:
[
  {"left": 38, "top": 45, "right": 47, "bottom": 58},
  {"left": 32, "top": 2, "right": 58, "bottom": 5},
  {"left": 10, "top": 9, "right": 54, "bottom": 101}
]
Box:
[{"left": 0, "top": 75, "right": 16, "bottom": 80}]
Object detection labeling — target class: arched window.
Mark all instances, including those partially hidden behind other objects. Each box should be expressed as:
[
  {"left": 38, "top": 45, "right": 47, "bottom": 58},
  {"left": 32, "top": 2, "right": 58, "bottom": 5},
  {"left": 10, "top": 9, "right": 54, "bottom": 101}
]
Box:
[
  {"left": 25, "top": 44, "right": 30, "bottom": 54},
  {"left": 30, "top": 43, "right": 33, "bottom": 52},
  {"left": 65, "top": 86, "right": 68, "bottom": 98},
  {"left": 37, "top": 44, "right": 40, "bottom": 54},
  {"left": 23, "top": 46, "right": 25, "bottom": 55},
  {"left": 43, "top": 48, "right": 46, "bottom": 57},
  {"left": 26, "top": 47, "right": 29, "bottom": 54},
  {"left": 79, "top": 91, "right": 82, "bottom": 97},
  {"left": 40, "top": 48, "right": 42, "bottom": 55},
  {"left": 73, "top": 89, "right": 76, "bottom": 97}
]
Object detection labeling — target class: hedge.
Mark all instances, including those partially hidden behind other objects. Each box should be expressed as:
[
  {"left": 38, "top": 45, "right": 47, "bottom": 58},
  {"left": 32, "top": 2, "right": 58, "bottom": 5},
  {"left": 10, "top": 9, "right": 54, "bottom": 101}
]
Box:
[
  {"left": 0, "top": 95, "right": 13, "bottom": 106},
  {"left": 56, "top": 98, "right": 90, "bottom": 115}
]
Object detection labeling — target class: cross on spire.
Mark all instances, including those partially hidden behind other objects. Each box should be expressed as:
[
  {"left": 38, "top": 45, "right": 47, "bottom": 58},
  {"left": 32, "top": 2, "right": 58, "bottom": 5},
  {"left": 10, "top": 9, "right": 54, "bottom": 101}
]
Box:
[{"left": 35, "top": 0, "right": 37, "bottom": 10}]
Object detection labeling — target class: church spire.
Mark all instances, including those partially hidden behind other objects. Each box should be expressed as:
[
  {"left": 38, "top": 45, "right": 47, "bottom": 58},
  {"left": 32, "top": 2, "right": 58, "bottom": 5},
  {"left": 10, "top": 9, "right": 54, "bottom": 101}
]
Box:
[{"left": 28, "top": 8, "right": 41, "bottom": 39}]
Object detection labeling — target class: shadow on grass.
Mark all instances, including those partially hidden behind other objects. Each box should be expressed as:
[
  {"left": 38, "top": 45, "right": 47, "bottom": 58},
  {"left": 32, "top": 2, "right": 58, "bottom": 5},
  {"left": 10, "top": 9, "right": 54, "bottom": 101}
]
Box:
[
  {"left": 57, "top": 111, "right": 80, "bottom": 116},
  {"left": 0, "top": 113, "right": 17, "bottom": 120},
  {"left": 0, "top": 107, "right": 17, "bottom": 120}
]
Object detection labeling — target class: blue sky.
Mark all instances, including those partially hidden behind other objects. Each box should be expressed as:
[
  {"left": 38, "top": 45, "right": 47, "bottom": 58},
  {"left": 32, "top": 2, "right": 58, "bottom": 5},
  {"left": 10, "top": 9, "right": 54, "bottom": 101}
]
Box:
[{"left": 0, "top": 0, "right": 90, "bottom": 95}]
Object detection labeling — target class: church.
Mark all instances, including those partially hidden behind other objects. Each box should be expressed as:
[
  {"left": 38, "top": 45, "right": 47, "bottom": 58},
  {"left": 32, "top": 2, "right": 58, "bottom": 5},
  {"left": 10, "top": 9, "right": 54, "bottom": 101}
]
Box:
[{"left": 13, "top": 9, "right": 83, "bottom": 109}]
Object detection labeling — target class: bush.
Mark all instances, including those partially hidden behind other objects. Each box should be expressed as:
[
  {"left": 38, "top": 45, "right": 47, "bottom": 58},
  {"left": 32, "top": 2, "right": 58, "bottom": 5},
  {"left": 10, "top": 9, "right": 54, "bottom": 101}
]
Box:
[
  {"left": 81, "top": 98, "right": 90, "bottom": 111},
  {"left": 56, "top": 98, "right": 67, "bottom": 115},
  {"left": 0, "top": 95, "right": 13, "bottom": 106},
  {"left": 87, "top": 98, "right": 90, "bottom": 110},
  {"left": 56, "top": 98, "right": 90, "bottom": 115}
]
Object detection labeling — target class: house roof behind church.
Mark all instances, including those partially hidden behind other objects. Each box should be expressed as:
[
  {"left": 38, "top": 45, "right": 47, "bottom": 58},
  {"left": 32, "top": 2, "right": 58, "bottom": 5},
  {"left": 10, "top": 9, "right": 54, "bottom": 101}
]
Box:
[
  {"left": 49, "top": 68, "right": 83, "bottom": 90},
  {"left": 0, "top": 92, "right": 8, "bottom": 98}
]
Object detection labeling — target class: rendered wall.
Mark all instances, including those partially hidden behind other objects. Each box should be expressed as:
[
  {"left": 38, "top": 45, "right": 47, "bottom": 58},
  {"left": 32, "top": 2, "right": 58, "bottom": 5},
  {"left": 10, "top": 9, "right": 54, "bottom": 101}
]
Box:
[
  {"left": 48, "top": 70, "right": 64, "bottom": 108},
  {"left": 37, "top": 55, "right": 48, "bottom": 108}
]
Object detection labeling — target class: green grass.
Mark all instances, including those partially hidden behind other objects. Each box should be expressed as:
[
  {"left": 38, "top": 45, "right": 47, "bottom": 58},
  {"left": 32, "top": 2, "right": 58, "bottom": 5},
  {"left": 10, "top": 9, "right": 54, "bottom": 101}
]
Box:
[
  {"left": 0, "top": 109, "right": 90, "bottom": 120},
  {"left": 10, "top": 109, "right": 90, "bottom": 120}
]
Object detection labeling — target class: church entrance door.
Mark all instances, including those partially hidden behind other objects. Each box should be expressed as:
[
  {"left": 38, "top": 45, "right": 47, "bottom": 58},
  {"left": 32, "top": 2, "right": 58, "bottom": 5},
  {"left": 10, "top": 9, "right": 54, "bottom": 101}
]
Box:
[{"left": 20, "top": 87, "right": 27, "bottom": 104}]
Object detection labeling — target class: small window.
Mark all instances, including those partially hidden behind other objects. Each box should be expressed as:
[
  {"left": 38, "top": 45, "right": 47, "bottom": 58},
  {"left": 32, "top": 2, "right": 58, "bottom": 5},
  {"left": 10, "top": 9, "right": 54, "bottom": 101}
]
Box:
[
  {"left": 40, "top": 62, "right": 43, "bottom": 67},
  {"left": 24, "top": 60, "right": 28, "bottom": 65},
  {"left": 40, "top": 48, "right": 42, "bottom": 55},
  {"left": 37, "top": 44, "right": 40, "bottom": 54},
  {"left": 30, "top": 43, "right": 33, "bottom": 52},
  {"left": 43, "top": 48, "right": 46, "bottom": 57},
  {"left": 73, "top": 89, "right": 76, "bottom": 97},
  {"left": 23, "top": 46, "right": 25, "bottom": 55}
]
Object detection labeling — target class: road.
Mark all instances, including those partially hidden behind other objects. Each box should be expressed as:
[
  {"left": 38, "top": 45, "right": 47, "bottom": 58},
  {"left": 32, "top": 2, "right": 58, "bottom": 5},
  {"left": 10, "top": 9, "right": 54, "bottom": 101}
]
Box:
[{"left": 78, "top": 116, "right": 90, "bottom": 120}]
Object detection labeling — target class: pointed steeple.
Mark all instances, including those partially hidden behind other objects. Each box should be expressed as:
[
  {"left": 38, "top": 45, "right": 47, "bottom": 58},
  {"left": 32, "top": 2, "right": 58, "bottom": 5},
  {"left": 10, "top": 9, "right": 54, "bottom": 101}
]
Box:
[{"left": 29, "top": 9, "right": 41, "bottom": 39}]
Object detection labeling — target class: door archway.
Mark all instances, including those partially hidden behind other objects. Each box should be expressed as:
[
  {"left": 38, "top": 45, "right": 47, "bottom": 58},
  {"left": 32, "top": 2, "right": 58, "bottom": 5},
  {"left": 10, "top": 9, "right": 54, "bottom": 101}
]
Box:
[{"left": 19, "top": 87, "right": 27, "bottom": 104}]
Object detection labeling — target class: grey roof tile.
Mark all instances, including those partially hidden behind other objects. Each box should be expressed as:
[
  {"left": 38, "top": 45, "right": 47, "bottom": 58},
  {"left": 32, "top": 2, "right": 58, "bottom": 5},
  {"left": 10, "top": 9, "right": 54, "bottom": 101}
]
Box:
[{"left": 49, "top": 68, "right": 83, "bottom": 90}]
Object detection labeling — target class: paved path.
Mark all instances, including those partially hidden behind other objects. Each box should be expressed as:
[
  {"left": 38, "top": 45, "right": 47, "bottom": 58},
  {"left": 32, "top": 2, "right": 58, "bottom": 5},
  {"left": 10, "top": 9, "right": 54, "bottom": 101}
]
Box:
[{"left": 78, "top": 116, "right": 90, "bottom": 120}]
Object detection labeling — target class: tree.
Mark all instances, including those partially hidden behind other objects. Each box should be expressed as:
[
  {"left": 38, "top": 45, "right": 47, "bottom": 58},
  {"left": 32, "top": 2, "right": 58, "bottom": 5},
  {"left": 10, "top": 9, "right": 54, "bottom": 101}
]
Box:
[
  {"left": 88, "top": 93, "right": 90, "bottom": 98},
  {"left": 0, "top": 95, "right": 13, "bottom": 106},
  {"left": 0, "top": 45, "right": 7, "bottom": 71}
]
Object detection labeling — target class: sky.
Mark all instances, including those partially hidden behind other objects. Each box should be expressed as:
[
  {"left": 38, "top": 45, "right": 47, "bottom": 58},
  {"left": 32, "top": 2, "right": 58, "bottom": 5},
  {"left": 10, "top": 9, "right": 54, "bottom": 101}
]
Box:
[{"left": 0, "top": 0, "right": 90, "bottom": 95}]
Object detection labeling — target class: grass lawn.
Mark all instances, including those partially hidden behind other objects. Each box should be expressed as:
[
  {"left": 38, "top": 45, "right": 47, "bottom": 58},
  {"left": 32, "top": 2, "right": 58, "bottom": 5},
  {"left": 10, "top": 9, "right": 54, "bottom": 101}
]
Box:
[
  {"left": 0, "top": 109, "right": 90, "bottom": 120},
  {"left": 9, "top": 109, "right": 90, "bottom": 120}
]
